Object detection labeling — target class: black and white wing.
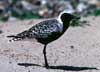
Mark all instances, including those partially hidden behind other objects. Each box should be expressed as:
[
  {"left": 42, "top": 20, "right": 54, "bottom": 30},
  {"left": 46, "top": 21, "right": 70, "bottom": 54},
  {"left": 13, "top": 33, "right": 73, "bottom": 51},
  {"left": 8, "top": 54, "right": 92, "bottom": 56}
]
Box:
[{"left": 27, "top": 19, "right": 63, "bottom": 38}]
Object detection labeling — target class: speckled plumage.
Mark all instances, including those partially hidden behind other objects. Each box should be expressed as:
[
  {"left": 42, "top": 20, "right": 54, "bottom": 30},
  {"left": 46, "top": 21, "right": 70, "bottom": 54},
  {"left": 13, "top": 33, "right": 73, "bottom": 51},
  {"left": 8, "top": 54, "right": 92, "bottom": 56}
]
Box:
[{"left": 28, "top": 19, "right": 63, "bottom": 38}]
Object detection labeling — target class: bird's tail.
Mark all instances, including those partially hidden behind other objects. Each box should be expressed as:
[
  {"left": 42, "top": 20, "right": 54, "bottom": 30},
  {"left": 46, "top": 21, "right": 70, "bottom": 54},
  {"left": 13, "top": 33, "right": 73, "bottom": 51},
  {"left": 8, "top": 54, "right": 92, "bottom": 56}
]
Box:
[{"left": 7, "top": 30, "right": 29, "bottom": 42}]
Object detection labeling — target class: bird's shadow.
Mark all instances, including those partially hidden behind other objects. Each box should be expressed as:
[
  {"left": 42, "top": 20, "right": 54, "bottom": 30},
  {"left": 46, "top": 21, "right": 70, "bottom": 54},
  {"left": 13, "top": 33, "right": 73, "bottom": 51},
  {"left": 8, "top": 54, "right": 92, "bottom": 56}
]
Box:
[{"left": 18, "top": 63, "right": 98, "bottom": 71}]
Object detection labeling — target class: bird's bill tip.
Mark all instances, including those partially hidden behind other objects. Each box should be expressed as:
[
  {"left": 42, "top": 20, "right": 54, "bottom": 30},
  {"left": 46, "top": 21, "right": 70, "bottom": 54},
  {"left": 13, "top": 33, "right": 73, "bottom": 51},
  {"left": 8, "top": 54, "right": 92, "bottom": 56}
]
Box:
[
  {"left": 76, "top": 16, "right": 80, "bottom": 19},
  {"left": 73, "top": 15, "right": 80, "bottom": 20}
]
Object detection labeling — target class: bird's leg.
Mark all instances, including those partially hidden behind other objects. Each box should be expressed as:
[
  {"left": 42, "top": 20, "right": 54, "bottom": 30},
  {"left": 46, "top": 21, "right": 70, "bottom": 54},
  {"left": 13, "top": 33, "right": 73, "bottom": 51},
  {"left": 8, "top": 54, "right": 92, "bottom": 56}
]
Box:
[{"left": 43, "top": 44, "right": 49, "bottom": 68}]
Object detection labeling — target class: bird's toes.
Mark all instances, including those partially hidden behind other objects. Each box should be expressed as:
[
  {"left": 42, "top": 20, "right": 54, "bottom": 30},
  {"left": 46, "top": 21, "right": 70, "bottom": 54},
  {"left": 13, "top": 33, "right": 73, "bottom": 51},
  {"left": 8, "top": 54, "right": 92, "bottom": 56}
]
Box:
[{"left": 43, "top": 64, "right": 49, "bottom": 69}]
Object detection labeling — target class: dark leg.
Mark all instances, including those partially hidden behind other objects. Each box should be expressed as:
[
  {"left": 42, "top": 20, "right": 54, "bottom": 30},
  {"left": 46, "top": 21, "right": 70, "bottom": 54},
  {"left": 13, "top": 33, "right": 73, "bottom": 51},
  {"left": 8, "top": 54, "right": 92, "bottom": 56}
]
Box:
[{"left": 43, "top": 44, "right": 49, "bottom": 68}]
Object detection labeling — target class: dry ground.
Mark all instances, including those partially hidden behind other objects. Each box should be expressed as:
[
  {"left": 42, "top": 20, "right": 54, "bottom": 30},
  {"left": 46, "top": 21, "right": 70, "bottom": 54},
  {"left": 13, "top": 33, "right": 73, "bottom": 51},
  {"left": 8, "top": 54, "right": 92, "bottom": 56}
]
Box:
[{"left": 0, "top": 17, "right": 100, "bottom": 72}]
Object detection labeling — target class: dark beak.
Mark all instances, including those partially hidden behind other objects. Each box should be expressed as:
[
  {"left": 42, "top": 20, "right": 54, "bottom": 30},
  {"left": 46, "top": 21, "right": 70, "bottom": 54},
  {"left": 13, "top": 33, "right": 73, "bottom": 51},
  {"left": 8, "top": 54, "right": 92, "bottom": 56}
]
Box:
[{"left": 74, "top": 16, "right": 80, "bottom": 20}]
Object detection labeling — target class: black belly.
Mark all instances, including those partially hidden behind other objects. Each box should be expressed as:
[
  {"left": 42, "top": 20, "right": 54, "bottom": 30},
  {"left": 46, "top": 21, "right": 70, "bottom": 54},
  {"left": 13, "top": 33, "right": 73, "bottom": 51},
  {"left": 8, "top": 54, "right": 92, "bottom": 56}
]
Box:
[{"left": 37, "top": 32, "right": 62, "bottom": 45}]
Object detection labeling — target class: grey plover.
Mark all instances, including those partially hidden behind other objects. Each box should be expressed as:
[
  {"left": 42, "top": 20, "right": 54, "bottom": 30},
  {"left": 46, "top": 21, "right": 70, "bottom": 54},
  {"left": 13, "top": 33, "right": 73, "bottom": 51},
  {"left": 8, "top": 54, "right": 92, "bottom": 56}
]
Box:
[{"left": 7, "top": 11, "right": 79, "bottom": 68}]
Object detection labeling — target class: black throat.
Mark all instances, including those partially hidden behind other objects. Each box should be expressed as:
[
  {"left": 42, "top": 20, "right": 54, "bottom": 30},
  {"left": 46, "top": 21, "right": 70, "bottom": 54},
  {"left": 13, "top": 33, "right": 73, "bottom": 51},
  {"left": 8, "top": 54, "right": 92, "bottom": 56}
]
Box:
[
  {"left": 62, "top": 21, "right": 70, "bottom": 33},
  {"left": 60, "top": 13, "right": 74, "bottom": 33}
]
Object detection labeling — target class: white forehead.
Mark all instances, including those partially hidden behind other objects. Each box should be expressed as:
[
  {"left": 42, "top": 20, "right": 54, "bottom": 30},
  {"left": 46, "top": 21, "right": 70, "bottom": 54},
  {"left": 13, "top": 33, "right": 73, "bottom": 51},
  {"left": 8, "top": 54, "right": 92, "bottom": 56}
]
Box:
[{"left": 59, "top": 10, "right": 74, "bottom": 17}]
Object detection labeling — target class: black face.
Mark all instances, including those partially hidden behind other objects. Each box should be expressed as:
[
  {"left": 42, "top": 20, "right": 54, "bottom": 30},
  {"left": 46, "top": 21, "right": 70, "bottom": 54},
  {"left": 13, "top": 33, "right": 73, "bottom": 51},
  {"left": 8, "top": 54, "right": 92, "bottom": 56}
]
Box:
[{"left": 61, "top": 13, "right": 76, "bottom": 23}]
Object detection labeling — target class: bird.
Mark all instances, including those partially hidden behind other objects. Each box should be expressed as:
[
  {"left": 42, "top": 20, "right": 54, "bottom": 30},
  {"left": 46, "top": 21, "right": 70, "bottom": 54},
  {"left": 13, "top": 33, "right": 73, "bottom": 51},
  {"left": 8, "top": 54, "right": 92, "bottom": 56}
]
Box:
[{"left": 7, "top": 11, "right": 79, "bottom": 68}]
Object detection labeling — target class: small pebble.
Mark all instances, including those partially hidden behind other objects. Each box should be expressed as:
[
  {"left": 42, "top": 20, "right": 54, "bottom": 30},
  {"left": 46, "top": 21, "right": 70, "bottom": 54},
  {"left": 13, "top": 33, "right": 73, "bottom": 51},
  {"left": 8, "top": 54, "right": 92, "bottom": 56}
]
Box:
[{"left": 70, "top": 45, "right": 74, "bottom": 49}]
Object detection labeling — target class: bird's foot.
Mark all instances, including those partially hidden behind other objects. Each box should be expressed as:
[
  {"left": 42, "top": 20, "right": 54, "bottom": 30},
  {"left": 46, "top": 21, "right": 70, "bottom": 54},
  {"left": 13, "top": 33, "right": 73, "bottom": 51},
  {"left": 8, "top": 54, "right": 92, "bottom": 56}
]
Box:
[{"left": 44, "top": 64, "right": 49, "bottom": 69}]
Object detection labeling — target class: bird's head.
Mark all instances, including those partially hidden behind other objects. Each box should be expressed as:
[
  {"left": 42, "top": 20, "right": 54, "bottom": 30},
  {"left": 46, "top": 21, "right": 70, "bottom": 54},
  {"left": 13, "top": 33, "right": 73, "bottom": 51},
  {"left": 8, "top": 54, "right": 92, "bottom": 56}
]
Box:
[
  {"left": 57, "top": 11, "right": 80, "bottom": 24},
  {"left": 61, "top": 13, "right": 80, "bottom": 22}
]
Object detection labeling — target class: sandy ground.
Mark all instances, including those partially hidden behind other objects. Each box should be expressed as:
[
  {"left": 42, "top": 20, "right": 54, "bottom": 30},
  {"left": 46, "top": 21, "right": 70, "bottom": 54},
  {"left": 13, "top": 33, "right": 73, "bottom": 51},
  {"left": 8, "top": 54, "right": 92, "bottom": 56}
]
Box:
[{"left": 0, "top": 17, "right": 100, "bottom": 72}]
